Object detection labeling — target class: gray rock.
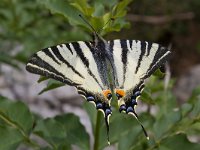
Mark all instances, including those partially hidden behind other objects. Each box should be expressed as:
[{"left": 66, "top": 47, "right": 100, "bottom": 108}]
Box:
[{"left": 174, "top": 65, "right": 200, "bottom": 102}]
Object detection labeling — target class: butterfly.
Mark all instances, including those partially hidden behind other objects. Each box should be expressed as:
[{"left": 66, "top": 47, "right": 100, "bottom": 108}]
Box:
[{"left": 26, "top": 29, "right": 171, "bottom": 144}]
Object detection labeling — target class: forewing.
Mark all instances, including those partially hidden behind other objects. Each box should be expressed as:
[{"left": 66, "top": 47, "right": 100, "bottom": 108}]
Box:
[
  {"left": 110, "top": 39, "right": 171, "bottom": 91},
  {"left": 26, "top": 41, "right": 105, "bottom": 94}
]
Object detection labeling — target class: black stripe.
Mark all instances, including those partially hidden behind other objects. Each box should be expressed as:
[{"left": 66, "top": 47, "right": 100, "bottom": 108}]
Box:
[
  {"left": 65, "top": 44, "right": 73, "bottom": 55},
  {"left": 50, "top": 46, "right": 84, "bottom": 79},
  {"left": 139, "top": 83, "right": 145, "bottom": 90},
  {"left": 73, "top": 42, "right": 104, "bottom": 90},
  {"left": 147, "top": 42, "right": 152, "bottom": 56},
  {"left": 42, "top": 48, "right": 61, "bottom": 65},
  {"left": 77, "top": 87, "right": 97, "bottom": 101},
  {"left": 85, "top": 41, "right": 107, "bottom": 83},
  {"left": 77, "top": 87, "right": 86, "bottom": 93},
  {"left": 150, "top": 45, "right": 163, "bottom": 68},
  {"left": 129, "top": 40, "right": 133, "bottom": 50},
  {"left": 135, "top": 41, "right": 146, "bottom": 74},
  {"left": 120, "top": 40, "right": 128, "bottom": 87},
  {"left": 109, "top": 41, "right": 114, "bottom": 54},
  {"left": 85, "top": 41, "right": 109, "bottom": 88},
  {"left": 26, "top": 54, "right": 79, "bottom": 86},
  {"left": 72, "top": 42, "right": 89, "bottom": 67},
  {"left": 144, "top": 46, "right": 170, "bottom": 79},
  {"left": 134, "top": 81, "right": 144, "bottom": 93},
  {"left": 77, "top": 89, "right": 86, "bottom": 96}
]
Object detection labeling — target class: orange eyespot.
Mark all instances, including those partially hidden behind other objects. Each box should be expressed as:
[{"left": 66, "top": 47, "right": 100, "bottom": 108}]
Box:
[
  {"left": 102, "top": 90, "right": 111, "bottom": 98},
  {"left": 115, "top": 89, "right": 125, "bottom": 97}
]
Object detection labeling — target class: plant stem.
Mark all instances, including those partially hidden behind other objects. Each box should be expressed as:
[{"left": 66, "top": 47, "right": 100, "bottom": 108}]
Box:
[{"left": 94, "top": 111, "right": 101, "bottom": 150}]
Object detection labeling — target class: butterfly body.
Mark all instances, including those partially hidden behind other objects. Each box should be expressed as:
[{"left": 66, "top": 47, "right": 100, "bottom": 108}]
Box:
[{"left": 26, "top": 33, "right": 171, "bottom": 142}]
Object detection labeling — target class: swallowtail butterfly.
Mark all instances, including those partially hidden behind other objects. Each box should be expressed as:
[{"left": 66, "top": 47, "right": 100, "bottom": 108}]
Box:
[{"left": 26, "top": 25, "right": 171, "bottom": 144}]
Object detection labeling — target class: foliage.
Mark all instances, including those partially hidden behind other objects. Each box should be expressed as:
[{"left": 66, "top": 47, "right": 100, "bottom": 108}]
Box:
[
  {"left": 0, "top": 96, "right": 89, "bottom": 150},
  {"left": 0, "top": 0, "right": 89, "bottom": 67},
  {"left": 1, "top": 78, "right": 200, "bottom": 150},
  {"left": 1, "top": 0, "right": 200, "bottom": 150}
]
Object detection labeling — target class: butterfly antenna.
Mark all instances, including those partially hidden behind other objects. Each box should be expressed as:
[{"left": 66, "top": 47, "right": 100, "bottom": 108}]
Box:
[
  {"left": 129, "top": 112, "right": 149, "bottom": 140},
  {"left": 79, "top": 14, "right": 97, "bottom": 33},
  {"left": 97, "top": 17, "right": 115, "bottom": 34}
]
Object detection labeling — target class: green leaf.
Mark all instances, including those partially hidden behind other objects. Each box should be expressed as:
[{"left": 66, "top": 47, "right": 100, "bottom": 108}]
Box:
[
  {"left": 38, "top": 79, "right": 65, "bottom": 95},
  {"left": 38, "top": 0, "right": 131, "bottom": 36},
  {"left": 155, "top": 91, "right": 177, "bottom": 114},
  {"left": 145, "top": 76, "right": 166, "bottom": 93},
  {"left": 153, "top": 69, "right": 165, "bottom": 78},
  {"left": 190, "top": 99, "right": 200, "bottom": 118},
  {"left": 112, "top": 0, "right": 132, "bottom": 18},
  {"left": 93, "top": 2, "right": 105, "bottom": 16},
  {"left": 140, "top": 88, "right": 155, "bottom": 104},
  {"left": 118, "top": 126, "right": 144, "bottom": 150},
  {"left": 83, "top": 102, "right": 97, "bottom": 130},
  {"left": 57, "top": 144, "right": 71, "bottom": 150},
  {"left": 0, "top": 125, "right": 24, "bottom": 150},
  {"left": 0, "top": 96, "right": 34, "bottom": 134},
  {"left": 90, "top": 16, "right": 105, "bottom": 32},
  {"left": 115, "top": 113, "right": 152, "bottom": 150},
  {"left": 33, "top": 118, "right": 68, "bottom": 149},
  {"left": 153, "top": 109, "right": 181, "bottom": 139},
  {"left": 99, "top": 110, "right": 149, "bottom": 149},
  {"left": 189, "top": 86, "right": 200, "bottom": 103},
  {"left": 181, "top": 103, "right": 193, "bottom": 117},
  {"left": 55, "top": 113, "right": 90, "bottom": 150},
  {"left": 70, "top": 0, "right": 94, "bottom": 16},
  {"left": 38, "top": 0, "right": 86, "bottom": 27},
  {"left": 160, "top": 134, "right": 200, "bottom": 150},
  {"left": 37, "top": 76, "right": 49, "bottom": 83}
]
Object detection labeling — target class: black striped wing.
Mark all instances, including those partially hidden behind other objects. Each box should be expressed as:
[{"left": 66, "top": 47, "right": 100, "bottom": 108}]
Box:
[
  {"left": 111, "top": 39, "right": 170, "bottom": 90},
  {"left": 109, "top": 39, "right": 170, "bottom": 139},
  {"left": 26, "top": 41, "right": 106, "bottom": 95},
  {"left": 110, "top": 39, "right": 171, "bottom": 104},
  {"left": 26, "top": 41, "right": 113, "bottom": 142}
]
